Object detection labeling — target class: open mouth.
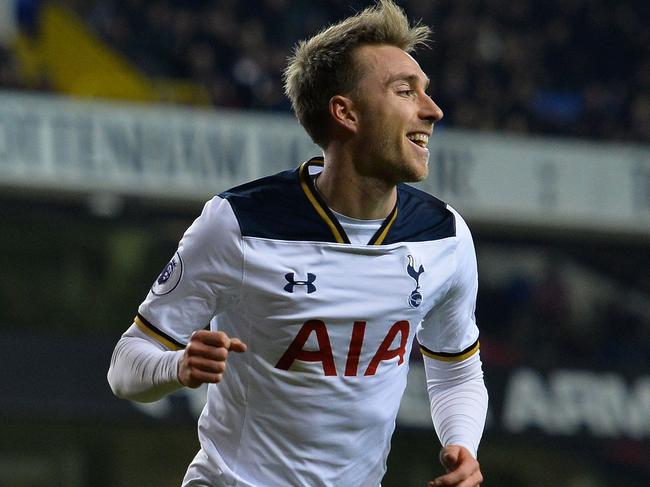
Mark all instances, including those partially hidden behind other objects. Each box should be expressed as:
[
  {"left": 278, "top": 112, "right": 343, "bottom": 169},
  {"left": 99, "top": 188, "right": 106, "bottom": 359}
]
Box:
[{"left": 406, "top": 132, "right": 429, "bottom": 149}]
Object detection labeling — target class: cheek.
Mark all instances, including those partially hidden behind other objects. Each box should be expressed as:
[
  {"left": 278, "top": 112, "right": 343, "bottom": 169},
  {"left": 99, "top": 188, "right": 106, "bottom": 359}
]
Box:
[
  {"left": 375, "top": 116, "right": 403, "bottom": 142},
  {"left": 358, "top": 108, "right": 405, "bottom": 150}
]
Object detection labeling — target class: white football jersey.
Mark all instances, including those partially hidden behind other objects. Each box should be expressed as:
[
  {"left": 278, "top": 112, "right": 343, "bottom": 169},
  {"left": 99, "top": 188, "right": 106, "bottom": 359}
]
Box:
[{"left": 137, "top": 158, "right": 480, "bottom": 487}]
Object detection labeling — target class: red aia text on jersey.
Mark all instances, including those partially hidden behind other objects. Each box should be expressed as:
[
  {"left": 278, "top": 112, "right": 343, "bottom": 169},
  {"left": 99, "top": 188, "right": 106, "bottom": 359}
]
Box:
[{"left": 275, "top": 320, "right": 409, "bottom": 376}]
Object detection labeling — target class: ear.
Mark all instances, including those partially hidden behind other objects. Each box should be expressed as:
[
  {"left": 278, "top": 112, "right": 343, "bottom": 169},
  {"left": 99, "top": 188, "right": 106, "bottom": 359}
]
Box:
[{"left": 329, "top": 95, "right": 359, "bottom": 134}]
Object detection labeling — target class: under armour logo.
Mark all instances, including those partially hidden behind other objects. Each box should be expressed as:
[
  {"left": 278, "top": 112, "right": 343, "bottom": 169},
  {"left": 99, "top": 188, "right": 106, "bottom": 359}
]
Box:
[
  {"left": 284, "top": 273, "right": 317, "bottom": 293},
  {"left": 406, "top": 255, "right": 425, "bottom": 308}
]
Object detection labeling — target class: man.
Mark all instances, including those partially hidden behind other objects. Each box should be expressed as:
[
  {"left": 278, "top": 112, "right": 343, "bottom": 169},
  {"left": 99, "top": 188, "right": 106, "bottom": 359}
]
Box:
[{"left": 108, "top": 1, "right": 488, "bottom": 486}]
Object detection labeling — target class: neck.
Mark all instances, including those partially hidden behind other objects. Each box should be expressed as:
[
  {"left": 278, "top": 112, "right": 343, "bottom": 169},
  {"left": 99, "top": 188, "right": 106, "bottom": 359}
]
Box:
[{"left": 316, "top": 150, "right": 397, "bottom": 220}]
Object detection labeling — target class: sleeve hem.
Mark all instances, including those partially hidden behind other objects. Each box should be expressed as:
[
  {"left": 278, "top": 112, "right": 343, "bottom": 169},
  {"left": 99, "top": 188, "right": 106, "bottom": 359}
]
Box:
[
  {"left": 420, "top": 339, "right": 479, "bottom": 362},
  {"left": 135, "top": 313, "right": 186, "bottom": 351}
]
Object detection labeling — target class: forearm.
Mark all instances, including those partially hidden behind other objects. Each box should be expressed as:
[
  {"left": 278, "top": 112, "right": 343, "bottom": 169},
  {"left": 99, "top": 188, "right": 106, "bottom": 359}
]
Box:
[
  {"left": 424, "top": 351, "right": 488, "bottom": 457},
  {"left": 107, "top": 324, "right": 184, "bottom": 403}
]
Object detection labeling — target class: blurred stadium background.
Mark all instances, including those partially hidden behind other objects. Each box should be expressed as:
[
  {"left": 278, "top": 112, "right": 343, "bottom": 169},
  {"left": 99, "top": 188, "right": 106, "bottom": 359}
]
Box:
[{"left": 0, "top": 0, "right": 648, "bottom": 486}]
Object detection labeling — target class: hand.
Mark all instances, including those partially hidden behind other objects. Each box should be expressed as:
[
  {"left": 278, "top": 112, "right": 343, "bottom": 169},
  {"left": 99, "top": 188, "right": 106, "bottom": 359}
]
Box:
[
  {"left": 428, "top": 445, "right": 483, "bottom": 487},
  {"left": 178, "top": 330, "right": 247, "bottom": 388}
]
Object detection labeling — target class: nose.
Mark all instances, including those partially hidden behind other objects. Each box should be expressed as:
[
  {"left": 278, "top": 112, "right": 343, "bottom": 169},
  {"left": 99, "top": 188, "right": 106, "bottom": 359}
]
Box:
[{"left": 420, "top": 94, "right": 444, "bottom": 124}]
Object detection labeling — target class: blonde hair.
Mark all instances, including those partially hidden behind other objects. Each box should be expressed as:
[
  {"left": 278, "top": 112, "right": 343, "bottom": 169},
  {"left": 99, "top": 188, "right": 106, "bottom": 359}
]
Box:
[{"left": 283, "top": 0, "right": 431, "bottom": 148}]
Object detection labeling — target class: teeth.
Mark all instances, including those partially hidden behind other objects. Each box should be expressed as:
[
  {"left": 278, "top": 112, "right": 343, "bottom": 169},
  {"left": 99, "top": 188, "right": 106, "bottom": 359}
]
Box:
[{"left": 407, "top": 133, "right": 429, "bottom": 147}]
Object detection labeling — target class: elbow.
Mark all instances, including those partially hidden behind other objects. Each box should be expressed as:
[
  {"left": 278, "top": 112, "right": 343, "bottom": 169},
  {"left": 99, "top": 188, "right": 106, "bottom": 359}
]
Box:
[
  {"left": 106, "top": 364, "right": 176, "bottom": 403},
  {"left": 107, "top": 368, "right": 152, "bottom": 402},
  {"left": 107, "top": 366, "right": 128, "bottom": 400}
]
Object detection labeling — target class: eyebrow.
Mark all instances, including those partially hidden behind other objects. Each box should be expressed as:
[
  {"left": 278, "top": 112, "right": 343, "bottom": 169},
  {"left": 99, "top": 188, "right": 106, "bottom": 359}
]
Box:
[{"left": 386, "top": 73, "right": 430, "bottom": 89}]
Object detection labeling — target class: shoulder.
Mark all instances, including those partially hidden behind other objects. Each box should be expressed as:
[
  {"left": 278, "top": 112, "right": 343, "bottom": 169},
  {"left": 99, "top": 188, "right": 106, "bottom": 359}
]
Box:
[
  {"left": 220, "top": 167, "right": 299, "bottom": 205},
  {"left": 445, "top": 203, "right": 472, "bottom": 240},
  {"left": 218, "top": 165, "right": 334, "bottom": 241},
  {"left": 218, "top": 167, "right": 300, "bottom": 240},
  {"left": 386, "top": 184, "right": 457, "bottom": 244},
  {"left": 175, "top": 194, "right": 243, "bottom": 269},
  {"left": 444, "top": 204, "right": 478, "bottom": 284}
]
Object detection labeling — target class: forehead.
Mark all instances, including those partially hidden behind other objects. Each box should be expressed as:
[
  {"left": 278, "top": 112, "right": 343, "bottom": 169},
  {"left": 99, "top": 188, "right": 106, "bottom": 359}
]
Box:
[{"left": 353, "top": 44, "right": 427, "bottom": 85}]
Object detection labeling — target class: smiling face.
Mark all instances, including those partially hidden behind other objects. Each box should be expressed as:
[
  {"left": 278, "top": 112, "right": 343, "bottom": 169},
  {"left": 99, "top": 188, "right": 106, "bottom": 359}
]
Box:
[{"left": 346, "top": 44, "right": 443, "bottom": 184}]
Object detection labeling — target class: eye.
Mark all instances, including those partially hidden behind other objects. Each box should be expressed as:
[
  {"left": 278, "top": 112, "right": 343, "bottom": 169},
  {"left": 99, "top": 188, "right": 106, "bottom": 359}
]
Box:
[{"left": 398, "top": 89, "right": 415, "bottom": 97}]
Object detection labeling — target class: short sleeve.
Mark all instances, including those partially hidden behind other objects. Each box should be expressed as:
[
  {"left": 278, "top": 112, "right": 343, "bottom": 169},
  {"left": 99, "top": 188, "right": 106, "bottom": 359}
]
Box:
[
  {"left": 136, "top": 196, "right": 244, "bottom": 349},
  {"left": 416, "top": 207, "right": 480, "bottom": 361}
]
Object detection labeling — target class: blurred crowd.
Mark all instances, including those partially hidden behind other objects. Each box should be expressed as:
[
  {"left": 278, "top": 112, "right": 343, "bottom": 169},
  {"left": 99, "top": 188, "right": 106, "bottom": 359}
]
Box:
[
  {"left": 476, "top": 243, "right": 650, "bottom": 374},
  {"left": 0, "top": 0, "right": 648, "bottom": 143}
]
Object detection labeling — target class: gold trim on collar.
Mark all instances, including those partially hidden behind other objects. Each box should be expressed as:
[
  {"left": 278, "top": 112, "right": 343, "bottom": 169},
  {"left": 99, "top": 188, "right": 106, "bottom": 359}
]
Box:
[
  {"left": 370, "top": 205, "right": 398, "bottom": 245},
  {"left": 299, "top": 159, "right": 347, "bottom": 244},
  {"left": 298, "top": 157, "right": 400, "bottom": 246}
]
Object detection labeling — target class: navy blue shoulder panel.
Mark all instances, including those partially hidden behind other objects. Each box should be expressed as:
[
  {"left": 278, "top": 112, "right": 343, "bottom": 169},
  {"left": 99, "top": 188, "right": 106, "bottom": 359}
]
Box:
[
  {"left": 383, "top": 184, "right": 456, "bottom": 244},
  {"left": 219, "top": 167, "right": 339, "bottom": 242}
]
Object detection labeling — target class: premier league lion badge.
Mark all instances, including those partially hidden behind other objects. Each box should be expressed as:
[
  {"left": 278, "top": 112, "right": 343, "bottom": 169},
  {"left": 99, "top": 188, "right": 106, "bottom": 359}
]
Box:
[{"left": 151, "top": 252, "right": 183, "bottom": 295}]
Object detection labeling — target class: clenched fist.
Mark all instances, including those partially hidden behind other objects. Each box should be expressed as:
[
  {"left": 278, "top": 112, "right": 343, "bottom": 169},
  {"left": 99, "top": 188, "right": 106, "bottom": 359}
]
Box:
[{"left": 178, "top": 330, "right": 247, "bottom": 388}]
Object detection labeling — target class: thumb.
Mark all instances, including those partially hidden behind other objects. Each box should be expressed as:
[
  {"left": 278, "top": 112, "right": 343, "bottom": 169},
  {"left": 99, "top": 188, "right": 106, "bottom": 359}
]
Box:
[
  {"left": 229, "top": 338, "right": 248, "bottom": 353},
  {"left": 440, "top": 448, "right": 459, "bottom": 472}
]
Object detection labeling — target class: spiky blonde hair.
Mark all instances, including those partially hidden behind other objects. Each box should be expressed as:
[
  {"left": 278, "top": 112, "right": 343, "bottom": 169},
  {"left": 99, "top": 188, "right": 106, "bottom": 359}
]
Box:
[{"left": 284, "top": 0, "right": 431, "bottom": 148}]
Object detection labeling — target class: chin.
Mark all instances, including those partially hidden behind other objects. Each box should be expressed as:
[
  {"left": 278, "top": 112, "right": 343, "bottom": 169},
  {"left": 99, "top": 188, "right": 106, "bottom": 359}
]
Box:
[
  {"left": 402, "top": 159, "right": 429, "bottom": 183},
  {"left": 409, "top": 171, "right": 428, "bottom": 183}
]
